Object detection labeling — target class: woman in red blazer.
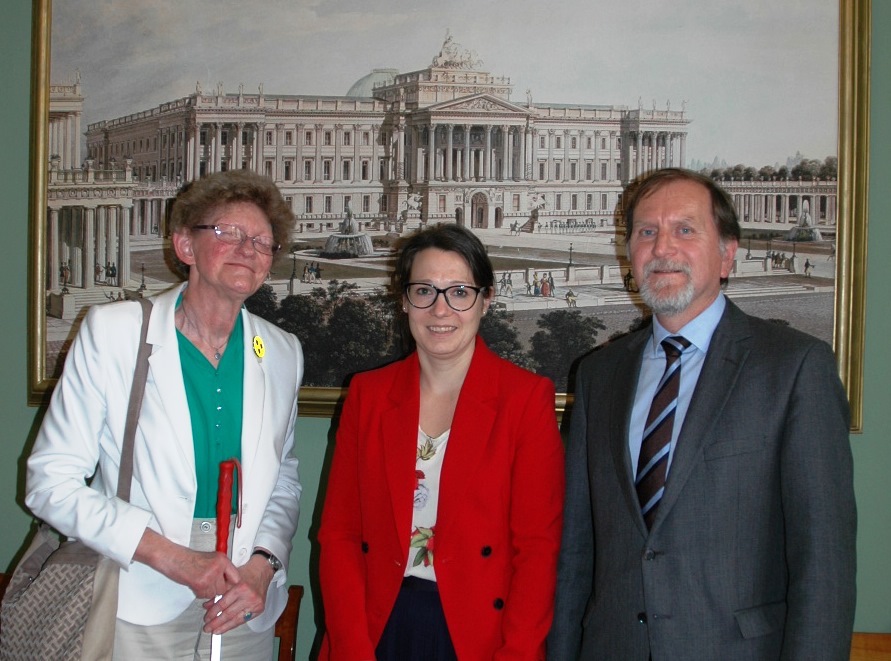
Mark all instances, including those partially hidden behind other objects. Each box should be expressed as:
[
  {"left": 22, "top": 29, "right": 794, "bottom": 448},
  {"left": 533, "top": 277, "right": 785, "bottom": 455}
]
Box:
[{"left": 318, "top": 224, "right": 564, "bottom": 660}]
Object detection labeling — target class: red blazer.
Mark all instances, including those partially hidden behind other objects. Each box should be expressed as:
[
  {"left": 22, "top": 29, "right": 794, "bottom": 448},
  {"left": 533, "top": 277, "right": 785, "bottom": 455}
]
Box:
[{"left": 318, "top": 337, "right": 564, "bottom": 660}]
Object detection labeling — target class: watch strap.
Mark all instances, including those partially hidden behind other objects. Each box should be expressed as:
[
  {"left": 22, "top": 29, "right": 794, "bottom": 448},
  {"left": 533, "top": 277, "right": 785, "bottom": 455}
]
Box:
[{"left": 252, "top": 548, "right": 282, "bottom": 571}]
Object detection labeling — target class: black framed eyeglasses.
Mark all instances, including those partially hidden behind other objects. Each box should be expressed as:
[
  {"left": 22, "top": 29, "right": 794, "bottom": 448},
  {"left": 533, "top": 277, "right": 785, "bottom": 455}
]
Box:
[
  {"left": 404, "top": 282, "right": 488, "bottom": 312},
  {"left": 192, "top": 223, "right": 280, "bottom": 256}
]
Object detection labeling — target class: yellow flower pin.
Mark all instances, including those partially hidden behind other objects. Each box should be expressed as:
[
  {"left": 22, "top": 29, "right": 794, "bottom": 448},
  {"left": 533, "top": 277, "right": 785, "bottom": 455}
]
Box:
[{"left": 252, "top": 335, "right": 265, "bottom": 359}]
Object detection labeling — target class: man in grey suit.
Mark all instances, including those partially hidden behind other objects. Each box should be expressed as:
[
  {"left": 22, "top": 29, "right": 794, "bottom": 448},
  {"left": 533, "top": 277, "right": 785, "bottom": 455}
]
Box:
[{"left": 548, "top": 168, "right": 856, "bottom": 660}]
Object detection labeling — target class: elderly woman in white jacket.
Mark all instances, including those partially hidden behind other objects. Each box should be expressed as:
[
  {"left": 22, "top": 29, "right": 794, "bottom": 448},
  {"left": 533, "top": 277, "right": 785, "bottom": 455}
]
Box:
[{"left": 26, "top": 170, "right": 303, "bottom": 659}]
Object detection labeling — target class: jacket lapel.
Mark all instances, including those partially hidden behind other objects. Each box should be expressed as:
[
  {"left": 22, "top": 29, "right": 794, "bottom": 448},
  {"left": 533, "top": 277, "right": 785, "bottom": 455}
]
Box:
[
  {"left": 653, "top": 301, "right": 752, "bottom": 531},
  {"left": 145, "top": 284, "right": 195, "bottom": 473},
  {"left": 381, "top": 354, "right": 422, "bottom": 540},
  {"left": 608, "top": 332, "right": 650, "bottom": 535},
  {"left": 240, "top": 310, "right": 267, "bottom": 474},
  {"left": 437, "top": 338, "right": 498, "bottom": 529}
]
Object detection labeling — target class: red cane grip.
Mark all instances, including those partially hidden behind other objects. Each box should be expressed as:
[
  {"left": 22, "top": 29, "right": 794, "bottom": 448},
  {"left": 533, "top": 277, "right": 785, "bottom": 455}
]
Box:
[{"left": 216, "top": 460, "right": 236, "bottom": 554}]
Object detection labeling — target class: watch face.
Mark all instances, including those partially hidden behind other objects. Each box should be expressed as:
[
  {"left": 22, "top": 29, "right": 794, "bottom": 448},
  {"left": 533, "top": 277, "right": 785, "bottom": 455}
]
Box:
[{"left": 255, "top": 549, "right": 282, "bottom": 571}]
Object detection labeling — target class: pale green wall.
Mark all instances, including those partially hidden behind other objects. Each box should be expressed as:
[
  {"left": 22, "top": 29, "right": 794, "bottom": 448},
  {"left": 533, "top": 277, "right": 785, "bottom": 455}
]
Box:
[
  {"left": 854, "top": 1, "right": 891, "bottom": 632},
  {"left": 1, "top": 4, "right": 888, "bottom": 660}
]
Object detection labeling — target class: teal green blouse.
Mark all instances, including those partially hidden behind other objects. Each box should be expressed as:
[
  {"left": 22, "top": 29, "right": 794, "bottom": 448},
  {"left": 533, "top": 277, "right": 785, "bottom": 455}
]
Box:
[{"left": 177, "top": 311, "right": 244, "bottom": 518}]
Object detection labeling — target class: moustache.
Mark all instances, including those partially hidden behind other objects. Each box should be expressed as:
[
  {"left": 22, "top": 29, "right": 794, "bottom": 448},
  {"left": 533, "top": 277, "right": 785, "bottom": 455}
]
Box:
[{"left": 642, "top": 259, "right": 692, "bottom": 280}]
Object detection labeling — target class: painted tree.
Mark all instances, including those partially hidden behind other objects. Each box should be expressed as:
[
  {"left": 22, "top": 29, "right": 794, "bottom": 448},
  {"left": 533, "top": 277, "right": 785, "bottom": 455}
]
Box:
[
  {"left": 479, "top": 307, "right": 531, "bottom": 370},
  {"left": 277, "top": 292, "right": 328, "bottom": 385},
  {"left": 529, "top": 309, "right": 606, "bottom": 391},
  {"left": 244, "top": 283, "right": 279, "bottom": 323}
]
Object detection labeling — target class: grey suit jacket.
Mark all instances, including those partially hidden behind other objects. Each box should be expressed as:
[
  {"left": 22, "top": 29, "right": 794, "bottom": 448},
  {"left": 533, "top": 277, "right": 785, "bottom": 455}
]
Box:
[{"left": 548, "top": 299, "right": 856, "bottom": 661}]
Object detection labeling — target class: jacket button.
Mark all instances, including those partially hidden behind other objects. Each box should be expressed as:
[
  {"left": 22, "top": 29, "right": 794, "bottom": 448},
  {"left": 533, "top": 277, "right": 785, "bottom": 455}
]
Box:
[
  {"left": 481, "top": 546, "right": 492, "bottom": 557},
  {"left": 637, "top": 612, "right": 647, "bottom": 624},
  {"left": 643, "top": 549, "right": 655, "bottom": 561},
  {"left": 493, "top": 598, "right": 504, "bottom": 610},
  {"left": 361, "top": 541, "right": 369, "bottom": 553}
]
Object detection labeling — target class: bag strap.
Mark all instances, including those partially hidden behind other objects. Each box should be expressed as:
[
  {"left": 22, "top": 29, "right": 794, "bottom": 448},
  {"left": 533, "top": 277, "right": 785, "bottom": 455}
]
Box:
[{"left": 115, "top": 297, "right": 154, "bottom": 503}]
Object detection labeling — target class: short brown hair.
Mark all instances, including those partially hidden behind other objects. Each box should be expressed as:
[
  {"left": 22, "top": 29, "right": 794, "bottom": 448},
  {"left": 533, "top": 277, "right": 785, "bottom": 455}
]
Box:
[
  {"left": 623, "top": 168, "right": 740, "bottom": 245},
  {"left": 394, "top": 223, "right": 495, "bottom": 293},
  {"left": 169, "top": 170, "right": 294, "bottom": 251}
]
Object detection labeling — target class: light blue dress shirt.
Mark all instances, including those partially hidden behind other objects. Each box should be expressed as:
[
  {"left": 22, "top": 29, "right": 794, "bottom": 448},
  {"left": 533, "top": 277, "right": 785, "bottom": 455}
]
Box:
[{"left": 628, "top": 294, "right": 726, "bottom": 478}]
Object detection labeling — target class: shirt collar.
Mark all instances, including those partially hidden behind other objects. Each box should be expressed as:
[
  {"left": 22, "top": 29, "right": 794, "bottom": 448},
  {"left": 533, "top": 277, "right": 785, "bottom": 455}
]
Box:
[{"left": 649, "top": 293, "right": 726, "bottom": 356}]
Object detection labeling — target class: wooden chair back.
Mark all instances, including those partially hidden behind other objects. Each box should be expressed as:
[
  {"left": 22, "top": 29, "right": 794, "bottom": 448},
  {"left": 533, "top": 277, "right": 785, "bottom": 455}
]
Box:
[
  {"left": 273, "top": 584, "right": 304, "bottom": 661},
  {"left": 850, "top": 632, "right": 891, "bottom": 661}
]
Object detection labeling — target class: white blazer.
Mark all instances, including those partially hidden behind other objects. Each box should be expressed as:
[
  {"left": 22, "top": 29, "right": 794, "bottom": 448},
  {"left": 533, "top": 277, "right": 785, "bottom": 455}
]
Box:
[{"left": 26, "top": 283, "right": 304, "bottom": 630}]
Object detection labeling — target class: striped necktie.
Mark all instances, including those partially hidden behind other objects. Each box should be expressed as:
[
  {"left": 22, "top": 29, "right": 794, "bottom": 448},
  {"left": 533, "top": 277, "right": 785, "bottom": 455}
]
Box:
[{"left": 636, "top": 335, "right": 691, "bottom": 529}]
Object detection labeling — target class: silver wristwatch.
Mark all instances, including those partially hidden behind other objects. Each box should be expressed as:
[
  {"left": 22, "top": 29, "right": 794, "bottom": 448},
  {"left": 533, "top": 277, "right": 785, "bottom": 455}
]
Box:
[{"left": 252, "top": 548, "right": 283, "bottom": 572}]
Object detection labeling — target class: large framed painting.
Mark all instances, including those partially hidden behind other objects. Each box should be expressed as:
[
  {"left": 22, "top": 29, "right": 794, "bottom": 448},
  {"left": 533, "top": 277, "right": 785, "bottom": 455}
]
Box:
[{"left": 28, "top": 0, "right": 870, "bottom": 429}]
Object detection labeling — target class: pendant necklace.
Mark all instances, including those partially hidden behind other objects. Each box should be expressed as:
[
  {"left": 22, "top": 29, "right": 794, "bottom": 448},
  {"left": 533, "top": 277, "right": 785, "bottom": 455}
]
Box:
[
  {"left": 418, "top": 428, "right": 448, "bottom": 461},
  {"left": 180, "top": 300, "right": 229, "bottom": 361}
]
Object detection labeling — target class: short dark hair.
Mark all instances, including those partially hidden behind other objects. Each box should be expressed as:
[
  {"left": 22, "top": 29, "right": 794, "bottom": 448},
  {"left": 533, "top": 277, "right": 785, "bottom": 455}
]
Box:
[
  {"left": 393, "top": 223, "right": 495, "bottom": 293},
  {"left": 623, "top": 168, "right": 741, "bottom": 245},
  {"left": 169, "top": 169, "right": 294, "bottom": 251}
]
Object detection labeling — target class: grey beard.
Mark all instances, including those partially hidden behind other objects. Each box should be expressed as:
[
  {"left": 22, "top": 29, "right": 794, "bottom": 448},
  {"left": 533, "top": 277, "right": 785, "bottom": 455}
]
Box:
[{"left": 638, "top": 260, "right": 694, "bottom": 317}]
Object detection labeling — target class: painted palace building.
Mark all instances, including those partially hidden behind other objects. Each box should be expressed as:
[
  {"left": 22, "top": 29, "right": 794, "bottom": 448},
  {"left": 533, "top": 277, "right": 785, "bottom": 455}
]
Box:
[
  {"left": 82, "top": 40, "right": 687, "bottom": 239},
  {"left": 46, "top": 38, "right": 835, "bottom": 297}
]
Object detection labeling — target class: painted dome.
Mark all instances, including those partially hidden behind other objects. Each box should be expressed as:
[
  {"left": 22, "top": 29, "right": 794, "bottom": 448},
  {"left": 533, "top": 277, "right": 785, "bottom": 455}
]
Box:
[{"left": 346, "top": 68, "right": 399, "bottom": 97}]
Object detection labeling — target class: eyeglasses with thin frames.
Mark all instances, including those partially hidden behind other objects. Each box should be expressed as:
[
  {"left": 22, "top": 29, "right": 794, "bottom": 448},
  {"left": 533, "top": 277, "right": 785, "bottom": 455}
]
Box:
[
  {"left": 192, "top": 223, "right": 281, "bottom": 256},
  {"left": 404, "top": 282, "right": 488, "bottom": 312}
]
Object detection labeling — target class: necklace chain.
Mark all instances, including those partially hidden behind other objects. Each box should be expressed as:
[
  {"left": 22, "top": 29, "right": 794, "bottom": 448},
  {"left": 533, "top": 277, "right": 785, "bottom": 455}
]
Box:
[{"left": 180, "top": 299, "right": 229, "bottom": 361}]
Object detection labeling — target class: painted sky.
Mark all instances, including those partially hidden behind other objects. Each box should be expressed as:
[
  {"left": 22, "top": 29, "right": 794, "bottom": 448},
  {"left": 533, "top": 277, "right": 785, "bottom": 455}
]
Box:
[{"left": 51, "top": 0, "right": 838, "bottom": 168}]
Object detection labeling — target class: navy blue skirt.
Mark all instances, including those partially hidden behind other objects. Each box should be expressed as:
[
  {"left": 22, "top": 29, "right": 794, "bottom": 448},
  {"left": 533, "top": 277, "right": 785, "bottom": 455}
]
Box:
[{"left": 375, "top": 577, "right": 458, "bottom": 661}]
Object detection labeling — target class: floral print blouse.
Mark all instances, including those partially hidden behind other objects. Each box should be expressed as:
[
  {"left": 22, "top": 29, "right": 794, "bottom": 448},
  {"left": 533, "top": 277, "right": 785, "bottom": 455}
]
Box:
[{"left": 405, "top": 426, "right": 450, "bottom": 581}]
